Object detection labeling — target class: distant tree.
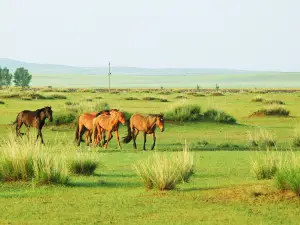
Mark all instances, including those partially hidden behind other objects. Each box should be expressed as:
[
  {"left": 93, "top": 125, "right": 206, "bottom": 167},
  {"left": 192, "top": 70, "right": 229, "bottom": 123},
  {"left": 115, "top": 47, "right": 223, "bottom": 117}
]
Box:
[
  {"left": 1, "top": 67, "right": 13, "bottom": 87},
  {"left": 215, "top": 84, "right": 220, "bottom": 91},
  {"left": 13, "top": 67, "right": 32, "bottom": 88},
  {"left": 196, "top": 84, "right": 200, "bottom": 91}
]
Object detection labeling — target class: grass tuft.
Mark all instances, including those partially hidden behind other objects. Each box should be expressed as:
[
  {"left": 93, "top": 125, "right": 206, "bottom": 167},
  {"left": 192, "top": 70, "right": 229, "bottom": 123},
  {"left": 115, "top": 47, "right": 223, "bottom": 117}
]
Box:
[
  {"left": 251, "top": 152, "right": 278, "bottom": 180},
  {"left": 204, "top": 108, "right": 236, "bottom": 124},
  {"left": 70, "top": 154, "right": 99, "bottom": 175},
  {"left": 0, "top": 134, "right": 69, "bottom": 184},
  {"left": 133, "top": 144, "right": 194, "bottom": 191}
]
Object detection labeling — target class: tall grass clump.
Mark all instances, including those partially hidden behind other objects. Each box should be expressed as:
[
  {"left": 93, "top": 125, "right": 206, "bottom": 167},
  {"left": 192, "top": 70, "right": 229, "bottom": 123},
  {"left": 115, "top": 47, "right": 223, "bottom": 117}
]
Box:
[
  {"left": 0, "top": 134, "right": 69, "bottom": 184},
  {"left": 254, "top": 105, "right": 290, "bottom": 116},
  {"left": 133, "top": 144, "right": 194, "bottom": 191},
  {"left": 165, "top": 104, "right": 202, "bottom": 122},
  {"left": 251, "top": 95, "right": 264, "bottom": 102},
  {"left": 204, "top": 108, "right": 236, "bottom": 124},
  {"left": 263, "top": 99, "right": 285, "bottom": 105},
  {"left": 251, "top": 152, "right": 278, "bottom": 180},
  {"left": 0, "top": 100, "right": 4, "bottom": 104},
  {"left": 293, "top": 131, "right": 300, "bottom": 147},
  {"left": 49, "top": 94, "right": 67, "bottom": 99},
  {"left": 70, "top": 154, "right": 99, "bottom": 175},
  {"left": 275, "top": 153, "right": 300, "bottom": 195},
  {"left": 65, "top": 101, "right": 109, "bottom": 115},
  {"left": 248, "top": 129, "right": 276, "bottom": 148}
]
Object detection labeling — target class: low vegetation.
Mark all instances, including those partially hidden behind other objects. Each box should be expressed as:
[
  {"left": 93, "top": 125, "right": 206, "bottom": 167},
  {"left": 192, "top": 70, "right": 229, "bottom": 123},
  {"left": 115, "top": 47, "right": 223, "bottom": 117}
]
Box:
[
  {"left": 203, "top": 108, "right": 236, "bottom": 124},
  {"left": 142, "top": 96, "right": 168, "bottom": 102},
  {"left": 211, "top": 92, "right": 224, "bottom": 96},
  {"left": 263, "top": 99, "right": 285, "bottom": 105},
  {"left": 275, "top": 153, "right": 300, "bottom": 195},
  {"left": 0, "top": 135, "right": 69, "bottom": 184},
  {"left": 252, "top": 105, "right": 290, "bottom": 117},
  {"left": 251, "top": 152, "right": 278, "bottom": 180},
  {"left": 124, "top": 97, "right": 139, "bottom": 100},
  {"left": 0, "top": 100, "right": 5, "bottom": 104},
  {"left": 69, "top": 154, "right": 99, "bottom": 175},
  {"left": 251, "top": 95, "right": 264, "bottom": 102},
  {"left": 293, "top": 131, "right": 300, "bottom": 147},
  {"left": 165, "top": 104, "right": 202, "bottom": 122},
  {"left": 248, "top": 129, "right": 276, "bottom": 148},
  {"left": 133, "top": 145, "right": 194, "bottom": 190}
]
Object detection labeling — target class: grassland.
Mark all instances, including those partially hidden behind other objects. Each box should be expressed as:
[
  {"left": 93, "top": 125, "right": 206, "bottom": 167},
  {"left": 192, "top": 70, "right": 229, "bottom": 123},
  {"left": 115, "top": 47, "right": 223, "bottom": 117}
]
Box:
[{"left": 1, "top": 87, "right": 300, "bottom": 224}]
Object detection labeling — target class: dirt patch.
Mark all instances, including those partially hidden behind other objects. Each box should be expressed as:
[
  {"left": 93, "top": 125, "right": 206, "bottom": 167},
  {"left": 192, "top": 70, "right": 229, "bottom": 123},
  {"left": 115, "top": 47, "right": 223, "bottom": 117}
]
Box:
[
  {"left": 203, "top": 184, "right": 300, "bottom": 204},
  {"left": 248, "top": 112, "right": 266, "bottom": 118}
]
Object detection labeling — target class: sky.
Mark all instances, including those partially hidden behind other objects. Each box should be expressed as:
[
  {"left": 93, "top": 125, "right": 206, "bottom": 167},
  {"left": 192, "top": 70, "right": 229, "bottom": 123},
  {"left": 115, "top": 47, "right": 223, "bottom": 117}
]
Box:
[{"left": 0, "top": 0, "right": 299, "bottom": 71}]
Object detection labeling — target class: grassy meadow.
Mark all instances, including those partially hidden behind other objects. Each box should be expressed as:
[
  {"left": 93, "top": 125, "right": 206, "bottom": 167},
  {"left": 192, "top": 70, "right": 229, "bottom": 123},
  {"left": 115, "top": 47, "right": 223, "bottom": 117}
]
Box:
[{"left": 1, "top": 87, "right": 300, "bottom": 224}]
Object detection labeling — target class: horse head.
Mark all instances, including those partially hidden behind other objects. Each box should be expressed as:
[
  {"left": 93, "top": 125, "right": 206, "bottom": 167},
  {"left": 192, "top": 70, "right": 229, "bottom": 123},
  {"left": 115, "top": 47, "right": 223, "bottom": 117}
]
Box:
[
  {"left": 156, "top": 113, "right": 165, "bottom": 132},
  {"left": 44, "top": 106, "right": 53, "bottom": 122}
]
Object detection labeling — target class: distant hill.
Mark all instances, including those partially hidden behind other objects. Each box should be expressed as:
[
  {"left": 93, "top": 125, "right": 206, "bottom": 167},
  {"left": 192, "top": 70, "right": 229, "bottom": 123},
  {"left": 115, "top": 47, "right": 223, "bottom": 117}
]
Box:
[{"left": 0, "top": 58, "right": 272, "bottom": 75}]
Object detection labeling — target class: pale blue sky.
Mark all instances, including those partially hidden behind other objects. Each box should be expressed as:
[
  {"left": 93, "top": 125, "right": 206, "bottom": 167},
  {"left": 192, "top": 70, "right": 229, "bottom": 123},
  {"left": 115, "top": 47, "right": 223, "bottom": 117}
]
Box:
[{"left": 0, "top": 0, "right": 299, "bottom": 71}]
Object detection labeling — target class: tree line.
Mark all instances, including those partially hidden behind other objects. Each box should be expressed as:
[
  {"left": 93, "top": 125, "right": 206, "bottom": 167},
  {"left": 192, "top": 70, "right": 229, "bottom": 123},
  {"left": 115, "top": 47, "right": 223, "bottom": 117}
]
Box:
[{"left": 0, "top": 67, "right": 32, "bottom": 88}]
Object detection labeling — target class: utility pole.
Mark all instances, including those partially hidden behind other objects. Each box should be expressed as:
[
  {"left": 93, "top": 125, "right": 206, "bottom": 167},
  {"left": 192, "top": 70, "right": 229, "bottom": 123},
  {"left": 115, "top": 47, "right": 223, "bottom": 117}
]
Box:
[{"left": 108, "top": 61, "right": 111, "bottom": 92}]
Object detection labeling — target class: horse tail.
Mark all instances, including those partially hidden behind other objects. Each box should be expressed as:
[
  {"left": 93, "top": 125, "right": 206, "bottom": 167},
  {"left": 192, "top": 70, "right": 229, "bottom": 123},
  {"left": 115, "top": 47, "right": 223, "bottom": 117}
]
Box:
[
  {"left": 123, "top": 118, "right": 132, "bottom": 143},
  {"left": 75, "top": 122, "right": 80, "bottom": 141}
]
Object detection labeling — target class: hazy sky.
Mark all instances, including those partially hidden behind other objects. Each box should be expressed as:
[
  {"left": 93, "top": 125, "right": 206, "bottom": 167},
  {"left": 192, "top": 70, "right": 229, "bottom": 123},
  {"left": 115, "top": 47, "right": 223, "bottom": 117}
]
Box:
[{"left": 0, "top": 0, "right": 299, "bottom": 71}]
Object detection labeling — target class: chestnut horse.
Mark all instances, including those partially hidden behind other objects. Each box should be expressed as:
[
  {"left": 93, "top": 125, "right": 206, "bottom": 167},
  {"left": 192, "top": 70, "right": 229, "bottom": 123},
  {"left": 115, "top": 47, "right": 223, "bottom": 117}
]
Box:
[
  {"left": 14, "top": 106, "right": 53, "bottom": 144},
  {"left": 92, "top": 111, "right": 126, "bottom": 149},
  {"left": 123, "top": 114, "right": 164, "bottom": 150},
  {"left": 75, "top": 109, "right": 119, "bottom": 146}
]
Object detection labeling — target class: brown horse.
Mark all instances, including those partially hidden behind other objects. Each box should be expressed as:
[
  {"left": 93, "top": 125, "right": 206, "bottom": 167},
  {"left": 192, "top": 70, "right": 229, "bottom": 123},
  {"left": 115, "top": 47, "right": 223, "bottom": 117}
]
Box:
[
  {"left": 92, "top": 111, "right": 126, "bottom": 149},
  {"left": 123, "top": 114, "right": 164, "bottom": 150},
  {"left": 75, "top": 109, "right": 118, "bottom": 146},
  {"left": 14, "top": 106, "right": 53, "bottom": 144}
]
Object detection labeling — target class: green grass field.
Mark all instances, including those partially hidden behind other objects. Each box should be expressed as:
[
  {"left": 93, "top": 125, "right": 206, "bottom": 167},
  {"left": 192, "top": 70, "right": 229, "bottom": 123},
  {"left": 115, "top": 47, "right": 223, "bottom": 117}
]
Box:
[{"left": 1, "top": 87, "right": 300, "bottom": 224}]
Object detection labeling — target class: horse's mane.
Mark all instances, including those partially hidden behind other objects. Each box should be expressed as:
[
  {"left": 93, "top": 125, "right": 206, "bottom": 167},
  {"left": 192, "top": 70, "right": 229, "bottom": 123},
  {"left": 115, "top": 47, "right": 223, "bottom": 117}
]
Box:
[
  {"left": 36, "top": 106, "right": 52, "bottom": 115},
  {"left": 148, "top": 114, "right": 164, "bottom": 118},
  {"left": 96, "top": 110, "right": 110, "bottom": 117}
]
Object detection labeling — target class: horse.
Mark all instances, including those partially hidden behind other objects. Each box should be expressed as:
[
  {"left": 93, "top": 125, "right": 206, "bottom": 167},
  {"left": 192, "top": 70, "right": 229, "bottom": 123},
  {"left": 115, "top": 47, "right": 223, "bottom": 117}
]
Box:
[
  {"left": 75, "top": 109, "right": 118, "bottom": 146},
  {"left": 14, "top": 106, "right": 53, "bottom": 144},
  {"left": 92, "top": 111, "right": 126, "bottom": 149},
  {"left": 123, "top": 113, "right": 164, "bottom": 150}
]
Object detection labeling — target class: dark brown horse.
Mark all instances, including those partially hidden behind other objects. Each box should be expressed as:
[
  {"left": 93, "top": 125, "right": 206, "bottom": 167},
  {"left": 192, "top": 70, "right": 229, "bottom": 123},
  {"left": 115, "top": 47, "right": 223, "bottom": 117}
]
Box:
[
  {"left": 14, "top": 106, "right": 53, "bottom": 144},
  {"left": 123, "top": 113, "right": 164, "bottom": 150},
  {"left": 92, "top": 111, "right": 126, "bottom": 149},
  {"left": 75, "top": 109, "right": 118, "bottom": 146}
]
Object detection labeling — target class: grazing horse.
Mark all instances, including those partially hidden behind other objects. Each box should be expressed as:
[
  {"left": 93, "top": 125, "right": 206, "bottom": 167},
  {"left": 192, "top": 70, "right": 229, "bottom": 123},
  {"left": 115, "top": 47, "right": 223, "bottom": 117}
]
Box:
[
  {"left": 123, "top": 114, "right": 164, "bottom": 150},
  {"left": 14, "top": 106, "right": 53, "bottom": 144},
  {"left": 92, "top": 111, "right": 126, "bottom": 149},
  {"left": 75, "top": 109, "right": 118, "bottom": 146}
]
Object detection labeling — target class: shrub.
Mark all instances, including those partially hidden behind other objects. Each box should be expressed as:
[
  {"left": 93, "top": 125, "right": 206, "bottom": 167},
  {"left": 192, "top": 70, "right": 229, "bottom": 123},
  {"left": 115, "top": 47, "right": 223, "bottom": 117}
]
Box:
[
  {"left": 65, "top": 101, "right": 78, "bottom": 106},
  {"left": 187, "top": 93, "right": 205, "bottom": 97},
  {"left": 165, "top": 104, "right": 202, "bottom": 122},
  {"left": 53, "top": 113, "right": 76, "bottom": 125},
  {"left": 263, "top": 99, "right": 285, "bottom": 105},
  {"left": 175, "top": 96, "right": 187, "bottom": 99},
  {"left": 110, "top": 91, "right": 120, "bottom": 94},
  {"left": 275, "top": 154, "right": 300, "bottom": 195},
  {"left": 142, "top": 97, "right": 159, "bottom": 101},
  {"left": 24, "top": 92, "right": 49, "bottom": 100},
  {"left": 293, "top": 132, "right": 300, "bottom": 147},
  {"left": 85, "top": 98, "right": 93, "bottom": 102},
  {"left": 0, "top": 135, "right": 69, "bottom": 184},
  {"left": 50, "top": 94, "right": 67, "bottom": 99},
  {"left": 1, "top": 93, "right": 20, "bottom": 98},
  {"left": 70, "top": 154, "right": 98, "bottom": 175},
  {"left": 65, "top": 101, "right": 109, "bottom": 115},
  {"left": 251, "top": 96, "right": 264, "bottom": 102},
  {"left": 95, "top": 96, "right": 103, "bottom": 99},
  {"left": 197, "top": 140, "right": 209, "bottom": 146},
  {"left": 251, "top": 153, "right": 278, "bottom": 180},
  {"left": 133, "top": 145, "right": 194, "bottom": 190},
  {"left": 160, "top": 98, "right": 168, "bottom": 102},
  {"left": 255, "top": 105, "right": 290, "bottom": 116},
  {"left": 211, "top": 92, "right": 224, "bottom": 96},
  {"left": 124, "top": 97, "right": 139, "bottom": 100},
  {"left": 204, "top": 108, "right": 236, "bottom": 124},
  {"left": 0, "top": 100, "right": 4, "bottom": 104},
  {"left": 158, "top": 91, "right": 172, "bottom": 95}
]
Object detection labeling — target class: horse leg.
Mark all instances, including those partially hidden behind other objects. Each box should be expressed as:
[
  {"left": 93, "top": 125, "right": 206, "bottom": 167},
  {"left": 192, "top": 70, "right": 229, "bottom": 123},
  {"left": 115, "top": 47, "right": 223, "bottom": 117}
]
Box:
[
  {"left": 77, "top": 125, "right": 85, "bottom": 146},
  {"left": 85, "top": 131, "right": 90, "bottom": 146},
  {"left": 104, "top": 131, "right": 112, "bottom": 149},
  {"left": 115, "top": 130, "right": 121, "bottom": 149},
  {"left": 133, "top": 129, "right": 139, "bottom": 149},
  {"left": 151, "top": 133, "right": 156, "bottom": 150},
  {"left": 143, "top": 133, "right": 147, "bottom": 151},
  {"left": 16, "top": 122, "right": 23, "bottom": 137},
  {"left": 39, "top": 129, "right": 45, "bottom": 145}
]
